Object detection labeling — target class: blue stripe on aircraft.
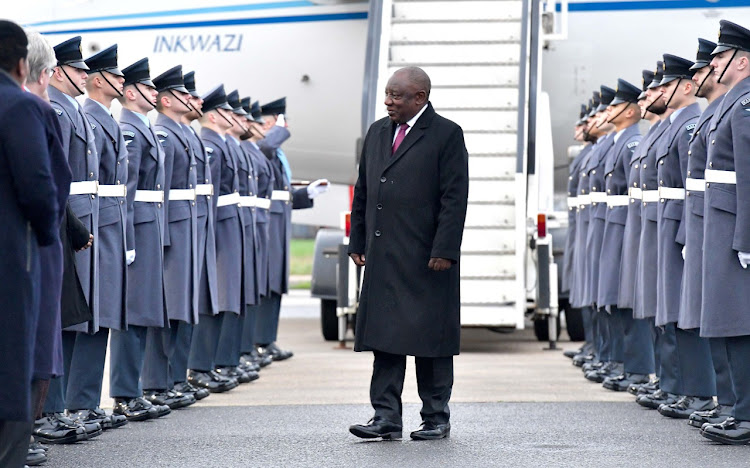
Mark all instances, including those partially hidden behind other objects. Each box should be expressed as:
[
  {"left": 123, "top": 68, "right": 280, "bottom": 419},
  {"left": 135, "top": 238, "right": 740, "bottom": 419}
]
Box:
[
  {"left": 557, "top": 0, "right": 750, "bottom": 12},
  {"left": 38, "top": 12, "right": 368, "bottom": 35},
  {"left": 26, "top": 1, "right": 321, "bottom": 27}
]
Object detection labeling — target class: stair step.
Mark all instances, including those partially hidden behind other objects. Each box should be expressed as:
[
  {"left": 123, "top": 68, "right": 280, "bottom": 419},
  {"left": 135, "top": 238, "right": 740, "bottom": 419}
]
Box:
[
  {"left": 461, "top": 278, "right": 516, "bottom": 303},
  {"left": 389, "top": 60, "right": 519, "bottom": 67},
  {"left": 468, "top": 155, "right": 516, "bottom": 178},
  {"left": 390, "top": 43, "right": 520, "bottom": 65},
  {"left": 393, "top": 1, "right": 523, "bottom": 21},
  {"left": 468, "top": 179, "right": 517, "bottom": 203},
  {"left": 462, "top": 227, "right": 515, "bottom": 253},
  {"left": 440, "top": 109, "right": 518, "bottom": 132},
  {"left": 389, "top": 64, "right": 519, "bottom": 87},
  {"left": 464, "top": 132, "right": 517, "bottom": 155},
  {"left": 460, "top": 306, "right": 519, "bottom": 327},
  {"left": 390, "top": 21, "right": 521, "bottom": 43},
  {"left": 430, "top": 87, "right": 518, "bottom": 108}
]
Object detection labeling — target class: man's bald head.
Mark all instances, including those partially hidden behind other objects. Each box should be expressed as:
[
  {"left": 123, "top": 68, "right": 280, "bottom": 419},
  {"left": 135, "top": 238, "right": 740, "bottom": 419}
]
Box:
[{"left": 384, "top": 67, "right": 431, "bottom": 124}]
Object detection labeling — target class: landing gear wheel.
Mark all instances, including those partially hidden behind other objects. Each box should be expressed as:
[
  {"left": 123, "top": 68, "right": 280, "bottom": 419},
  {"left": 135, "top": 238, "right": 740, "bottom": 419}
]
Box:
[
  {"left": 564, "top": 304, "right": 585, "bottom": 342},
  {"left": 321, "top": 299, "right": 338, "bottom": 341},
  {"left": 534, "top": 314, "right": 561, "bottom": 342}
]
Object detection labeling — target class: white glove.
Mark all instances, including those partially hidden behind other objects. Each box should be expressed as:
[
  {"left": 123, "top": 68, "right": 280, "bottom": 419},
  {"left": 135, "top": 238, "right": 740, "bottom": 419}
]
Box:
[
  {"left": 681, "top": 246, "right": 686, "bottom": 260},
  {"left": 739, "top": 251, "right": 750, "bottom": 269},
  {"left": 126, "top": 250, "right": 136, "bottom": 266},
  {"left": 307, "top": 179, "right": 330, "bottom": 199},
  {"left": 275, "top": 114, "right": 286, "bottom": 127}
]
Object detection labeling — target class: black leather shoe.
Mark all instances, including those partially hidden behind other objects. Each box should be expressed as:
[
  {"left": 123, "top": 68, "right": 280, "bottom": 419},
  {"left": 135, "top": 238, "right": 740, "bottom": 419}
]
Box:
[
  {"left": 113, "top": 397, "right": 166, "bottom": 421},
  {"left": 215, "top": 366, "right": 258, "bottom": 384},
  {"left": 689, "top": 405, "right": 734, "bottom": 428},
  {"left": 261, "top": 342, "right": 293, "bottom": 361},
  {"left": 658, "top": 396, "right": 715, "bottom": 419},
  {"left": 239, "top": 356, "right": 261, "bottom": 373},
  {"left": 581, "top": 359, "right": 603, "bottom": 373},
  {"left": 585, "top": 362, "right": 622, "bottom": 383},
  {"left": 68, "top": 408, "right": 128, "bottom": 430},
  {"left": 572, "top": 353, "right": 595, "bottom": 367},
  {"left": 410, "top": 421, "right": 451, "bottom": 440},
  {"left": 563, "top": 348, "right": 582, "bottom": 359},
  {"left": 26, "top": 449, "right": 47, "bottom": 466},
  {"left": 701, "top": 418, "right": 750, "bottom": 445},
  {"left": 630, "top": 378, "right": 659, "bottom": 396},
  {"left": 603, "top": 373, "right": 650, "bottom": 392},
  {"left": 173, "top": 381, "right": 210, "bottom": 400},
  {"left": 349, "top": 418, "right": 402, "bottom": 439},
  {"left": 637, "top": 390, "right": 679, "bottom": 409},
  {"left": 144, "top": 390, "right": 196, "bottom": 409},
  {"left": 53, "top": 412, "right": 101, "bottom": 439},
  {"left": 33, "top": 415, "right": 85, "bottom": 444},
  {"left": 188, "top": 370, "right": 238, "bottom": 393},
  {"left": 29, "top": 441, "right": 49, "bottom": 452}
]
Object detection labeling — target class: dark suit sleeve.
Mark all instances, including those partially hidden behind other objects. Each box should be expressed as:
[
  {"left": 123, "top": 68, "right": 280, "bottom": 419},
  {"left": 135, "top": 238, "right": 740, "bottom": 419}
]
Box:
[
  {"left": 2, "top": 99, "right": 59, "bottom": 246},
  {"left": 732, "top": 103, "right": 750, "bottom": 252},
  {"left": 348, "top": 131, "right": 369, "bottom": 255},
  {"left": 66, "top": 203, "right": 90, "bottom": 249},
  {"left": 430, "top": 125, "right": 469, "bottom": 263},
  {"left": 292, "top": 187, "right": 313, "bottom": 209},
  {"left": 123, "top": 128, "right": 140, "bottom": 251}
]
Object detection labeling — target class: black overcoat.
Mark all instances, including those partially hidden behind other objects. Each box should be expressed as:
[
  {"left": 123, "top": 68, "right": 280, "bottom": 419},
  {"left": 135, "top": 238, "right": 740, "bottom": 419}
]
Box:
[{"left": 349, "top": 103, "right": 469, "bottom": 357}]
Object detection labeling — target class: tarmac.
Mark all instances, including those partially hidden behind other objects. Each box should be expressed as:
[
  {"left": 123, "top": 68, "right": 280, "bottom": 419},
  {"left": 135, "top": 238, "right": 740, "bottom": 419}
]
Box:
[{"left": 45, "top": 291, "right": 748, "bottom": 467}]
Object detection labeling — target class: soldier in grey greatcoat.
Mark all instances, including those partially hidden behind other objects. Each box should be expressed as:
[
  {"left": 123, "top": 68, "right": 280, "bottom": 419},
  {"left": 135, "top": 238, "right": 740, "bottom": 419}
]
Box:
[
  {"left": 681, "top": 39, "right": 735, "bottom": 428},
  {"left": 651, "top": 54, "right": 716, "bottom": 417},
  {"left": 632, "top": 63, "right": 672, "bottom": 402},
  {"left": 140, "top": 65, "right": 199, "bottom": 409},
  {"left": 700, "top": 20, "right": 750, "bottom": 445},
  {"left": 596, "top": 79, "right": 649, "bottom": 392},
  {"left": 61, "top": 44, "right": 129, "bottom": 430},
  {"left": 109, "top": 58, "right": 171, "bottom": 421},
  {"left": 42, "top": 36, "right": 101, "bottom": 432}
]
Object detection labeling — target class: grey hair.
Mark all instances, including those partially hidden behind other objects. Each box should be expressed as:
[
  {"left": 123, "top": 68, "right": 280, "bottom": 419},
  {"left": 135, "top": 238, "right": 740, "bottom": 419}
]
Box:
[
  {"left": 25, "top": 31, "right": 56, "bottom": 82},
  {"left": 395, "top": 66, "right": 431, "bottom": 98}
]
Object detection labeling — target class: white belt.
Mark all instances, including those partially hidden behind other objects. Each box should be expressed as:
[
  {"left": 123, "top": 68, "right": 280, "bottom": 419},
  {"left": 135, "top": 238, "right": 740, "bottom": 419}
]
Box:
[
  {"left": 70, "top": 180, "right": 98, "bottom": 195},
  {"left": 169, "top": 189, "right": 196, "bottom": 201},
  {"left": 590, "top": 192, "right": 607, "bottom": 203},
  {"left": 216, "top": 192, "right": 241, "bottom": 207},
  {"left": 271, "top": 190, "right": 291, "bottom": 202},
  {"left": 578, "top": 194, "right": 591, "bottom": 206},
  {"left": 607, "top": 195, "right": 630, "bottom": 207},
  {"left": 195, "top": 184, "right": 214, "bottom": 196},
  {"left": 134, "top": 190, "right": 164, "bottom": 203},
  {"left": 658, "top": 187, "right": 685, "bottom": 200},
  {"left": 628, "top": 187, "right": 642, "bottom": 200},
  {"left": 705, "top": 169, "right": 736, "bottom": 185},
  {"left": 256, "top": 198, "right": 271, "bottom": 210},
  {"left": 240, "top": 195, "right": 258, "bottom": 207},
  {"left": 567, "top": 197, "right": 579, "bottom": 208},
  {"left": 685, "top": 178, "right": 706, "bottom": 192},
  {"left": 98, "top": 184, "right": 126, "bottom": 198},
  {"left": 642, "top": 190, "right": 659, "bottom": 203}
]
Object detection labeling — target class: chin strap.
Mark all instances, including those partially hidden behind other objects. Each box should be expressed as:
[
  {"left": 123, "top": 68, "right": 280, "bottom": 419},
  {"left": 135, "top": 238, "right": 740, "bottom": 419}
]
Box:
[
  {"left": 663, "top": 78, "right": 682, "bottom": 109},
  {"left": 133, "top": 83, "right": 157, "bottom": 109},
  {"left": 99, "top": 71, "right": 123, "bottom": 97},
  {"left": 230, "top": 115, "right": 249, "bottom": 134},
  {"left": 694, "top": 68, "right": 713, "bottom": 98},
  {"left": 606, "top": 102, "right": 631, "bottom": 124},
  {"left": 717, "top": 49, "right": 738, "bottom": 85},
  {"left": 60, "top": 65, "right": 84, "bottom": 96},
  {"left": 216, "top": 109, "right": 234, "bottom": 127},
  {"left": 168, "top": 89, "right": 195, "bottom": 114},
  {"left": 645, "top": 89, "right": 665, "bottom": 115}
]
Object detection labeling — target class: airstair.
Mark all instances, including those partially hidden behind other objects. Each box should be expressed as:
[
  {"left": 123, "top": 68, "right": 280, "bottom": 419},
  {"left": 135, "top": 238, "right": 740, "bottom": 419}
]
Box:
[{"left": 362, "top": 0, "right": 536, "bottom": 329}]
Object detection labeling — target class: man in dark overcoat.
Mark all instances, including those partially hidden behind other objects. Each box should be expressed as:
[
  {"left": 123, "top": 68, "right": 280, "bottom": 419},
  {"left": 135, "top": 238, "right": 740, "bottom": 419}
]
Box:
[
  {"left": 0, "top": 20, "right": 60, "bottom": 468},
  {"left": 348, "top": 67, "right": 469, "bottom": 441}
]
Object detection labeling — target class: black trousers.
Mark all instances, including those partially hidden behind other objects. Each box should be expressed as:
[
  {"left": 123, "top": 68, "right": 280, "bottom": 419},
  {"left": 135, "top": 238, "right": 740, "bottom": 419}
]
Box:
[
  {"left": 0, "top": 419, "right": 30, "bottom": 468},
  {"left": 370, "top": 351, "right": 453, "bottom": 426}
]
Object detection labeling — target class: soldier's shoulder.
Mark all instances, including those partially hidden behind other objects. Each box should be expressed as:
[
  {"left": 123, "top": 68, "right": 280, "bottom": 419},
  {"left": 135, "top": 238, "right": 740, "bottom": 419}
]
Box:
[{"left": 733, "top": 93, "right": 750, "bottom": 118}]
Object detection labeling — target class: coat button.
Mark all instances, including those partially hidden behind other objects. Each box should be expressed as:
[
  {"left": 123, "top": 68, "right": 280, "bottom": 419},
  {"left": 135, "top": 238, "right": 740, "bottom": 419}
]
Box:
[
  {"left": 687, "top": 171, "right": 691, "bottom": 176},
  {"left": 117, "top": 161, "right": 120, "bottom": 166},
  {"left": 643, "top": 164, "right": 647, "bottom": 168},
  {"left": 88, "top": 150, "right": 91, "bottom": 155},
  {"left": 380, "top": 177, "right": 386, "bottom": 183},
  {"left": 642, "top": 184, "right": 646, "bottom": 188},
  {"left": 91, "top": 194, "right": 95, "bottom": 199},
  {"left": 607, "top": 189, "right": 611, "bottom": 194},
  {"left": 709, "top": 162, "right": 713, "bottom": 168},
  {"left": 157, "top": 184, "right": 161, "bottom": 189},
  {"left": 157, "top": 203, "right": 161, "bottom": 208},
  {"left": 375, "top": 230, "right": 381, "bottom": 237},
  {"left": 569, "top": 176, "right": 572, "bottom": 180},
  {"left": 189, "top": 184, "right": 193, "bottom": 188},
  {"left": 89, "top": 172, "right": 94, "bottom": 177},
  {"left": 706, "top": 183, "right": 710, "bottom": 188},
  {"left": 688, "top": 151, "right": 692, "bottom": 155},
  {"left": 635, "top": 164, "right": 639, "bottom": 168},
  {"left": 712, "top": 139, "right": 715, "bottom": 144},
  {"left": 592, "top": 170, "right": 596, "bottom": 174},
  {"left": 377, "top": 204, "right": 383, "bottom": 210},
  {"left": 660, "top": 160, "right": 664, "bottom": 165}
]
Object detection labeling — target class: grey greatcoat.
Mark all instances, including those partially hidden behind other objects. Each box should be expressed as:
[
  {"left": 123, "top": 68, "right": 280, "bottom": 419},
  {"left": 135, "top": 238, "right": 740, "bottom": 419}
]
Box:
[
  {"left": 570, "top": 141, "right": 598, "bottom": 308},
  {"left": 156, "top": 114, "right": 199, "bottom": 324},
  {"left": 228, "top": 136, "right": 258, "bottom": 306},
  {"left": 202, "top": 128, "right": 245, "bottom": 315},
  {"left": 348, "top": 104, "right": 469, "bottom": 357},
  {"left": 83, "top": 98, "right": 128, "bottom": 332},
  {"left": 655, "top": 103, "right": 700, "bottom": 327},
  {"left": 679, "top": 97, "right": 723, "bottom": 330},
  {"left": 0, "top": 74, "right": 60, "bottom": 422},
  {"left": 120, "top": 109, "right": 167, "bottom": 328},
  {"left": 49, "top": 86, "right": 100, "bottom": 331},
  {"left": 243, "top": 140, "right": 275, "bottom": 298},
  {"left": 598, "top": 124, "right": 641, "bottom": 306},
  {"left": 618, "top": 122, "right": 660, "bottom": 309},
  {"left": 701, "top": 77, "right": 750, "bottom": 338},
  {"left": 258, "top": 126, "right": 313, "bottom": 296},
  {"left": 585, "top": 133, "right": 614, "bottom": 306},
  {"left": 184, "top": 123, "right": 219, "bottom": 316},
  {"left": 562, "top": 144, "right": 591, "bottom": 296},
  {"left": 634, "top": 118, "right": 672, "bottom": 320}
]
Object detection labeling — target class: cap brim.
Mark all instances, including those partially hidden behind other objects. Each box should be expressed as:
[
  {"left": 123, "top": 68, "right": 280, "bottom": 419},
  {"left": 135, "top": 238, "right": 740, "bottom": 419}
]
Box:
[
  {"left": 65, "top": 60, "right": 90, "bottom": 71},
  {"left": 189, "top": 90, "right": 200, "bottom": 98},
  {"left": 171, "top": 85, "right": 190, "bottom": 94},
  {"left": 596, "top": 104, "right": 609, "bottom": 112},
  {"left": 219, "top": 102, "right": 233, "bottom": 111},
  {"left": 659, "top": 75, "right": 680, "bottom": 86},
  {"left": 638, "top": 91, "right": 647, "bottom": 100},
  {"left": 647, "top": 80, "right": 662, "bottom": 89},
  {"left": 609, "top": 97, "right": 628, "bottom": 106},
  {"left": 711, "top": 44, "right": 734, "bottom": 55},
  {"left": 139, "top": 79, "right": 156, "bottom": 88},
  {"left": 689, "top": 61, "right": 709, "bottom": 71},
  {"left": 232, "top": 108, "right": 248, "bottom": 115}
]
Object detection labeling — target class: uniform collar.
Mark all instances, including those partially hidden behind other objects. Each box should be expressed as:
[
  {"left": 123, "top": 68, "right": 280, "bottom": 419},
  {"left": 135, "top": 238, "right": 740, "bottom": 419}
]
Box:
[
  {"left": 133, "top": 110, "right": 150, "bottom": 128},
  {"left": 669, "top": 106, "right": 684, "bottom": 123},
  {"left": 92, "top": 98, "right": 111, "bottom": 116},
  {"left": 63, "top": 92, "right": 80, "bottom": 110}
]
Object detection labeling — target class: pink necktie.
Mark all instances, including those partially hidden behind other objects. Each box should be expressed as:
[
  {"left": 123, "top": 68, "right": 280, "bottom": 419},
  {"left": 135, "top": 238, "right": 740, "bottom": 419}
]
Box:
[{"left": 392, "top": 123, "right": 409, "bottom": 154}]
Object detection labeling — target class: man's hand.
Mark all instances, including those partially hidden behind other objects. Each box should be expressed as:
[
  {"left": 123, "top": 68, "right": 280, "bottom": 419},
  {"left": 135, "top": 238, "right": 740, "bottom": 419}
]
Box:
[
  {"left": 428, "top": 257, "right": 452, "bottom": 271},
  {"left": 349, "top": 253, "right": 365, "bottom": 267},
  {"left": 78, "top": 234, "right": 94, "bottom": 251}
]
